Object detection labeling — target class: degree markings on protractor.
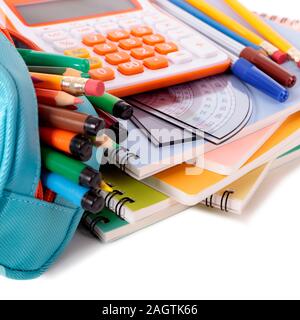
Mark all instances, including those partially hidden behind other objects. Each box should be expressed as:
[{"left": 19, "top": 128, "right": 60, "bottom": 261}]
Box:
[
  {"left": 129, "top": 75, "right": 252, "bottom": 144},
  {"left": 133, "top": 76, "right": 242, "bottom": 135}
]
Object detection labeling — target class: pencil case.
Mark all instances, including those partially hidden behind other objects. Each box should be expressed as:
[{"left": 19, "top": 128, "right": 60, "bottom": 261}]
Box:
[{"left": 0, "top": 32, "right": 86, "bottom": 280}]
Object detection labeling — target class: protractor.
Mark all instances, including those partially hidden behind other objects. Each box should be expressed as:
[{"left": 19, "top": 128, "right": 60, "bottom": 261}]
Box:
[{"left": 129, "top": 75, "right": 253, "bottom": 144}]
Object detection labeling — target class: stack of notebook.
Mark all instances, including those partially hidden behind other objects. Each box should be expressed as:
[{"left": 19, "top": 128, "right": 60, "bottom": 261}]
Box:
[{"left": 82, "top": 3, "right": 300, "bottom": 242}]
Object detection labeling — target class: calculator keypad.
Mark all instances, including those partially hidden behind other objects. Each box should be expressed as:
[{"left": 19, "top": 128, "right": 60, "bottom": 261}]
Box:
[{"left": 36, "top": 9, "right": 227, "bottom": 94}]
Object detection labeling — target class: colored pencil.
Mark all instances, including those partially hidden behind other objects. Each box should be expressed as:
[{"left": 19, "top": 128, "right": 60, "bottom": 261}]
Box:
[
  {"left": 224, "top": 0, "right": 300, "bottom": 67},
  {"left": 185, "top": 0, "right": 287, "bottom": 63},
  {"left": 35, "top": 88, "right": 83, "bottom": 107},
  {"left": 31, "top": 72, "right": 105, "bottom": 97},
  {"left": 28, "top": 66, "right": 90, "bottom": 78},
  {"left": 156, "top": 0, "right": 296, "bottom": 88},
  {"left": 154, "top": 0, "right": 289, "bottom": 102}
]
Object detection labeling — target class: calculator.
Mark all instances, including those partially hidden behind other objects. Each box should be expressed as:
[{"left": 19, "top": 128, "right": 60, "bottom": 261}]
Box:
[{"left": 1, "top": 0, "right": 230, "bottom": 97}]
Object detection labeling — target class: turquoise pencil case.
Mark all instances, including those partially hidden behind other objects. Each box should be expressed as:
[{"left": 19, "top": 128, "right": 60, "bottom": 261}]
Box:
[{"left": 0, "top": 33, "right": 88, "bottom": 280}]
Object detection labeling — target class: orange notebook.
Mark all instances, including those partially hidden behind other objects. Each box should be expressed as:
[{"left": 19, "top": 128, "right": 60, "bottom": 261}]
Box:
[{"left": 143, "top": 113, "right": 300, "bottom": 205}]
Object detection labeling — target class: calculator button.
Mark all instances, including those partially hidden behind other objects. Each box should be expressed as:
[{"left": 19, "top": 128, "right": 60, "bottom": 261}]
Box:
[
  {"left": 118, "top": 61, "right": 144, "bottom": 76},
  {"left": 107, "top": 29, "right": 130, "bottom": 42},
  {"left": 167, "top": 29, "right": 192, "bottom": 40},
  {"left": 82, "top": 33, "right": 106, "bottom": 46},
  {"left": 67, "top": 22, "right": 88, "bottom": 30},
  {"left": 131, "top": 26, "right": 153, "bottom": 37},
  {"left": 155, "top": 42, "right": 178, "bottom": 55},
  {"left": 93, "top": 42, "right": 118, "bottom": 55},
  {"left": 89, "top": 67, "right": 115, "bottom": 81},
  {"left": 64, "top": 48, "right": 90, "bottom": 58},
  {"left": 53, "top": 38, "right": 80, "bottom": 52},
  {"left": 131, "top": 46, "right": 155, "bottom": 59},
  {"left": 94, "top": 22, "right": 120, "bottom": 34},
  {"left": 143, "top": 34, "right": 165, "bottom": 45},
  {"left": 155, "top": 21, "right": 180, "bottom": 33},
  {"left": 143, "top": 15, "right": 166, "bottom": 25},
  {"left": 35, "top": 26, "right": 63, "bottom": 35},
  {"left": 105, "top": 52, "right": 131, "bottom": 65},
  {"left": 42, "top": 30, "right": 68, "bottom": 42},
  {"left": 143, "top": 56, "right": 169, "bottom": 70},
  {"left": 180, "top": 37, "right": 218, "bottom": 58},
  {"left": 119, "top": 18, "right": 142, "bottom": 30},
  {"left": 196, "top": 45, "right": 218, "bottom": 59},
  {"left": 119, "top": 37, "right": 143, "bottom": 50},
  {"left": 70, "top": 26, "right": 95, "bottom": 39},
  {"left": 93, "top": 16, "right": 116, "bottom": 24},
  {"left": 88, "top": 56, "right": 103, "bottom": 69},
  {"left": 180, "top": 36, "right": 205, "bottom": 48},
  {"left": 167, "top": 50, "right": 193, "bottom": 64}
]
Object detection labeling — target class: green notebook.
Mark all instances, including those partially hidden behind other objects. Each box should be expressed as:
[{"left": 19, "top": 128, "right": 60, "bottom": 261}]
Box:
[
  {"left": 100, "top": 165, "right": 177, "bottom": 223},
  {"left": 83, "top": 202, "right": 187, "bottom": 242}
]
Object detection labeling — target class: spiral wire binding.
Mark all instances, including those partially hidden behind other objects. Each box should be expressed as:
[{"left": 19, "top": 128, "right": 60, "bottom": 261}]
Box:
[
  {"left": 115, "top": 197, "right": 135, "bottom": 220},
  {"left": 205, "top": 195, "right": 214, "bottom": 208},
  {"left": 105, "top": 190, "right": 124, "bottom": 209},
  {"left": 104, "top": 188, "right": 135, "bottom": 220},
  {"left": 82, "top": 212, "right": 110, "bottom": 238},
  {"left": 220, "top": 191, "right": 234, "bottom": 213},
  {"left": 205, "top": 190, "right": 234, "bottom": 212},
  {"left": 105, "top": 147, "right": 139, "bottom": 173}
]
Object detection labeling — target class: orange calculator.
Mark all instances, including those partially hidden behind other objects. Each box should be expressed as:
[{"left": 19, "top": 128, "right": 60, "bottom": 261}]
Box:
[{"left": 0, "top": 0, "right": 230, "bottom": 96}]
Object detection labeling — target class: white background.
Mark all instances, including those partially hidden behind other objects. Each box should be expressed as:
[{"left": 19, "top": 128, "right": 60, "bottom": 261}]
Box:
[{"left": 1, "top": 0, "right": 300, "bottom": 300}]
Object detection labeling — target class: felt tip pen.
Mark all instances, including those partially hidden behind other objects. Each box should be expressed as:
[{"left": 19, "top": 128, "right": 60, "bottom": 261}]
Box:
[
  {"left": 155, "top": 0, "right": 289, "bottom": 101},
  {"left": 224, "top": 0, "right": 300, "bottom": 68},
  {"left": 18, "top": 48, "right": 90, "bottom": 73},
  {"left": 156, "top": 0, "right": 296, "bottom": 87},
  {"left": 100, "top": 180, "right": 114, "bottom": 193},
  {"left": 91, "top": 134, "right": 120, "bottom": 150},
  {"left": 87, "top": 93, "right": 134, "bottom": 120},
  {"left": 185, "top": 0, "right": 287, "bottom": 63},
  {"left": 231, "top": 57, "right": 288, "bottom": 102},
  {"left": 39, "top": 104, "right": 105, "bottom": 136},
  {"left": 40, "top": 127, "right": 93, "bottom": 162},
  {"left": 28, "top": 66, "right": 90, "bottom": 78},
  {"left": 41, "top": 171, "right": 105, "bottom": 213},
  {"left": 41, "top": 146, "right": 102, "bottom": 189},
  {"left": 31, "top": 72, "right": 105, "bottom": 97}
]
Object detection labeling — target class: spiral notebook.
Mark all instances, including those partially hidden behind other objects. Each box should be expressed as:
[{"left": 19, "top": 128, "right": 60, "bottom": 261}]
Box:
[
  {"left": 83, "top": 202, "right": 187, "bottom": 243},
  {"left": 109, "top": 6, "right": 300, "bottom": 180},
  {"left": 99, "top": 165, "right": 178, "bottom": 223},
  {"left": 199, "top": 138, "right": 300, "bottom": 214},
  {"left": 143, "top": 112, "right": 300, "bottom": 205},
  {"left": 83, "top": 142, "right": 300, "bottom": 242}
]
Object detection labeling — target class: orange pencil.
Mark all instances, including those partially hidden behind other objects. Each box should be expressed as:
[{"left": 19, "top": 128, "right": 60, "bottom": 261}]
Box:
[
  {"left": 35, "top": 88, "right": 83, "bottom": 107},
  {"left": 39, "top": 127, "right": 93, "bottom": 162},
  {"left": 31, "top": 72, "right": 105, "bottom": 96}
]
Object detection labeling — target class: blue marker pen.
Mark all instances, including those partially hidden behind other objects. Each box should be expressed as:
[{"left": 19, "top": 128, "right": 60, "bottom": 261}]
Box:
[{"left": 41, "top": 171, "right": 105, "bottom": 213}]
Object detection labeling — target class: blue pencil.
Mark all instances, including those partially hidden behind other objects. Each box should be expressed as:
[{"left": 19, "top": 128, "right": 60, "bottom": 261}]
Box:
[{"left": 167, "top": 0, "right": 261, "bottom": 50}]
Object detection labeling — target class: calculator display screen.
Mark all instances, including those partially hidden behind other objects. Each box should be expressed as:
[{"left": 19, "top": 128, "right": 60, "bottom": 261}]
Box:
[{"left": 15, "top": 0, "right": 139, "bottom": 25}]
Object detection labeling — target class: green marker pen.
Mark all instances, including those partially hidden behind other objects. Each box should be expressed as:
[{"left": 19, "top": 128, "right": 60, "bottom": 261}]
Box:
[
  {"left": 87, "top": 93, "right": 133, "bottom": 120},
  {"left": 41, "top": 146, "right": 101, "bottom": 189},
  {"left": 18, "top": 49, "right": 90, "bottom": 73}
]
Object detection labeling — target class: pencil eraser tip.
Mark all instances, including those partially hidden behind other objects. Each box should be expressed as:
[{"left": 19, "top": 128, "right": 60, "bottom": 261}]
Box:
[
  {"left": 85, "top": 79, "right": 105, "bottom": 97},
  {"left": 272, "top": 51, "right": 288, "bottom": 64}
]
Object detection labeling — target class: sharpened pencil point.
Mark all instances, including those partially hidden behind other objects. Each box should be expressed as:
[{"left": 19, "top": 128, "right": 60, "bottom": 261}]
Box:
[{"left": 74, "top": 97, "right": 84, "bottom": 105}]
